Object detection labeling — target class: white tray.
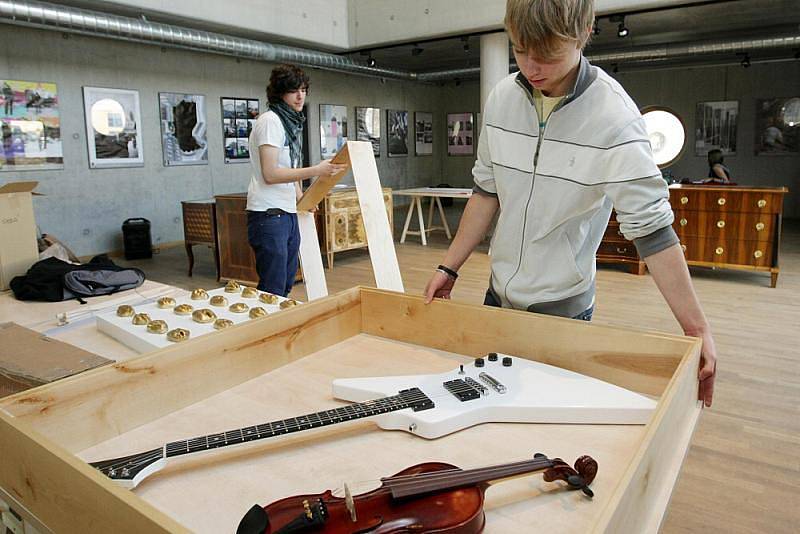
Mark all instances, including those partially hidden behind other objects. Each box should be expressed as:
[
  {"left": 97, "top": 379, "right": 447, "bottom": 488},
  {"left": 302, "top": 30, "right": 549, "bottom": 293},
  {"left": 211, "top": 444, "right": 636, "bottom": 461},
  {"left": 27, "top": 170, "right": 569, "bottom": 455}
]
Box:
[{"left": 96, "top": 287, "right": 296, "bottom": 353}]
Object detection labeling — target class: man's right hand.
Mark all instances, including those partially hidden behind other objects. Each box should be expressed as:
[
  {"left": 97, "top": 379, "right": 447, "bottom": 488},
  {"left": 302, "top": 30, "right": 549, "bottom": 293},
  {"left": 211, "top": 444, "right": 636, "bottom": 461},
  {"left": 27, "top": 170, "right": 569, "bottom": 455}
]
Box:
[
  {"left": 316, "top": 159, "right": 347, "bottom": 177},
  {"left": 424, "top": 271, "right": 456, "bottom": 303}
]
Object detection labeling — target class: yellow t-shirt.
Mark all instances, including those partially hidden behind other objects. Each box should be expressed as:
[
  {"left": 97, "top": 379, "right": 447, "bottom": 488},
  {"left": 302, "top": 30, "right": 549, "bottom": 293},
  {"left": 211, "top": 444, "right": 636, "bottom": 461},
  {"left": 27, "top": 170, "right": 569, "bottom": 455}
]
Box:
[{"left": 534, "top": 90, "right": 564, "bottom": 130}]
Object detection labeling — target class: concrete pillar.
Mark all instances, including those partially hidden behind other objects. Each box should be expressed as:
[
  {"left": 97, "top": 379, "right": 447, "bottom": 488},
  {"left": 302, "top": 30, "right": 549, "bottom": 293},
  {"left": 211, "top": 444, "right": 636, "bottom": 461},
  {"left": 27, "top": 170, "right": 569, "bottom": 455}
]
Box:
[{"left": 480, "top": 32, "right": 510, "bottom": 115}]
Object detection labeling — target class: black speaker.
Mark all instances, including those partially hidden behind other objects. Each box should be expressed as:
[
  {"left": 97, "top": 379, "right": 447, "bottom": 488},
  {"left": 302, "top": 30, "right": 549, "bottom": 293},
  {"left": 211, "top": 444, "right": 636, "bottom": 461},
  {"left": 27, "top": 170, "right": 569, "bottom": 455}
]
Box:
[{"left": 122, "top": 218, "right": 152, "bottom": 260}]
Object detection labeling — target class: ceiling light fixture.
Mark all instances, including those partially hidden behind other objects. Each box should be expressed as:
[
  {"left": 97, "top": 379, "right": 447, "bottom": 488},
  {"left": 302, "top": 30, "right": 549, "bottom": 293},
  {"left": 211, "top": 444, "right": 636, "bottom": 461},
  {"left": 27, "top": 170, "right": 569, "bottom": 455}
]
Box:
[
  {"left": 740, "top": 53, "right": 751, "bottom": 68},
  {"left": 610, "top": 14, "right": 629, "bottom": 38},
  {"left": 592, "top": 19, "right": 601, "bottom": 36},
  {"left": 462, "top": 36, "right": 470, "bottom": 53},
  {"left": 367, "top": 53, "right": 376, "bottom": 68}
]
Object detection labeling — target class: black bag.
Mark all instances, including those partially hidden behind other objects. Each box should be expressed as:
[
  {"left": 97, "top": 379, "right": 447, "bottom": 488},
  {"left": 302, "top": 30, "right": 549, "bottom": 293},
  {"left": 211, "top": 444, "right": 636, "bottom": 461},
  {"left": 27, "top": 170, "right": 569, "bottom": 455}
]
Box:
[{"left": 9, "top": 255, "right": 145, "bottom": 302}]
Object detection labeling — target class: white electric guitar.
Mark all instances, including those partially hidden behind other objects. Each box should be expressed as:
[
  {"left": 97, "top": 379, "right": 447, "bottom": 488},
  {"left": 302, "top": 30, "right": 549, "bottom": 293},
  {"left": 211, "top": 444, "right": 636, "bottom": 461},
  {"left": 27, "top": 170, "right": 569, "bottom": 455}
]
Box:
[{"left": 90, "top": 353, "right": 655, "bottom": 489}]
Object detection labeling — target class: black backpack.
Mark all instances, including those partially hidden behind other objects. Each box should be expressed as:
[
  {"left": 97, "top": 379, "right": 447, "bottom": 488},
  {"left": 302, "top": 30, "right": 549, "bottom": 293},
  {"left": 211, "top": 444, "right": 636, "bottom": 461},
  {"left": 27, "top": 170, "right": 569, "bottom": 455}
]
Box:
[{"left": 10, "top": 255, "right": 145, "bottom": 302}]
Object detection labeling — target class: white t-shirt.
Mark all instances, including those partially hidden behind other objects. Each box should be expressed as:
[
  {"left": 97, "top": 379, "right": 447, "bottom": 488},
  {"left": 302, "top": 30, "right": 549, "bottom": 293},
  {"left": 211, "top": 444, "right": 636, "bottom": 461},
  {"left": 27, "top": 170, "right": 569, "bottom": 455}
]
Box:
[{"left": 246, "top": 110, "right": 297, "bottom": 213}]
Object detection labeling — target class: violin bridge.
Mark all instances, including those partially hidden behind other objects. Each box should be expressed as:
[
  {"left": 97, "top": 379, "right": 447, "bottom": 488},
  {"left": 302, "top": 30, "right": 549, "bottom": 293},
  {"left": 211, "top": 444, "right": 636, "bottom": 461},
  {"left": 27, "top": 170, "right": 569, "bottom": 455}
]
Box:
[{"left": 344, "top": 483, "right": 357, "bottom": 522}]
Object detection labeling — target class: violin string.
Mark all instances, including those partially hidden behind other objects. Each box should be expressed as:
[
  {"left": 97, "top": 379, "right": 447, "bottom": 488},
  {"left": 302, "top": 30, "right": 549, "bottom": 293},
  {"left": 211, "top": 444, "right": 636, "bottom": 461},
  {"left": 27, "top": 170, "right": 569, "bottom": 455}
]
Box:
[{"left": 382, "top": 461, "right": 555, "bottom": 493}]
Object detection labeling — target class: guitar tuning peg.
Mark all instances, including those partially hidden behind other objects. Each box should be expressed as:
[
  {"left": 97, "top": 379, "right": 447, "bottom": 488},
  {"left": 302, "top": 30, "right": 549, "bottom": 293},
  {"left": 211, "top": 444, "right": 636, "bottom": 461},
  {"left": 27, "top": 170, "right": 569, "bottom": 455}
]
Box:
[{"left": 534, "top": 452, "right": 547, "bottom": 459}]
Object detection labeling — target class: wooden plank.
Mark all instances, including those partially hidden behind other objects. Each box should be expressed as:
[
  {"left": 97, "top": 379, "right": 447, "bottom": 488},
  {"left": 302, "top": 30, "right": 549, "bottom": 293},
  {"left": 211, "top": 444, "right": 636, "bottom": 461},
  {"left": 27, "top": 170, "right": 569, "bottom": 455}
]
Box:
[
  {"left": 348, "top": 142, "right": 404, "bottom": 292},
  {"left": 0, "top": 410, "right": 186, "bottom": 534},
  {"left": 359, "top": 288, "right": 695, "bottom": 396},
  {"left": 297, "top": 211, "right": 328, "bottom": 300},
  {"left": 0, "top": 288, "right": 363, "bottom": 453},
  {"left": 296, "top": 145, "right": 351, "bottom": 212}
]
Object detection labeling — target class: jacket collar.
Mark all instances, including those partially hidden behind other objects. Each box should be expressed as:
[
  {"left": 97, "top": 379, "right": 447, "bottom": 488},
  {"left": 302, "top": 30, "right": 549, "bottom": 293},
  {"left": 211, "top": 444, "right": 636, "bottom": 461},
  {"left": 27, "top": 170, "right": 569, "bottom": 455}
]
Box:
[{"left": 515, "top": 55, "right": 596, "bottom": 108}]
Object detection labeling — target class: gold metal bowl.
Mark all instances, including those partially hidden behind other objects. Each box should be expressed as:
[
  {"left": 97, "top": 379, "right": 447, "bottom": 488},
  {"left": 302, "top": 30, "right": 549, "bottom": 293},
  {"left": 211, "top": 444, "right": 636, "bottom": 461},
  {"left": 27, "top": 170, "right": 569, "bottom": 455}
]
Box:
[
  {"left": 166, "top": 328, "right": 190, "bottom": 342},
  {"left": 249, "top": 307, "right": 268, "bottom": 319},
  {"left": 147, "top": 320, "right": 168, "bottom": 334},
  {"left": 190, "top": 288, "right": 209, "bottom": 300},
  {"left": 173, "top": 304, "right": 194, "bottom": 315},
  {"left": 224, "top": 280, "right": 241, "bottom": 293},
  {"left": 229, "top": 302, "right": 249, "bottom": 313},
  {"left": 132, "top": 313, "right": 151, "bottom": 325},
  {"left": 259, "top": 292, "right": 279, "bottom": 304},
  {"left": 209, "top": 295, "right": 228, "bottom": 307},
  {"left": 192, "top": 309, "right": 217, "bottom": 323},
  {"left": 279, "top": 299, "right": 299, "bottom": 309},
  {"left": 157, "top": 297, "right": 176, "bottom": 309},
  {"left": 213, "top": 318, "right": 234, "bottom": 330},
  {"left": 241, "top": 287, "right": 259, "bottom": 299},
  {"left": 116, "top": 305, "right": 134, "bottom": 317}
]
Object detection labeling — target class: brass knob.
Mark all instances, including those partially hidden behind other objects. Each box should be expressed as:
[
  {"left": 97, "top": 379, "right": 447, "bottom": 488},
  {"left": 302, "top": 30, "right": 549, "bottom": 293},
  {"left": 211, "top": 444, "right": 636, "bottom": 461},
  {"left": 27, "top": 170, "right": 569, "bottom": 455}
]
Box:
[
  {"left": 716, "top": 220, "right": 725, "bottom": 228},
  {"left": 616, "top": 247, "right": 627, "bottom": 254},
  {"left": 681, "top": 244, "right": 687, "bottom": 253},
  {"left": 680, "top": 218, "right": 688, "bottom": 226},
  {"left": 754, "top": 250, "right": 763, "bottom": 259},
  {"left": 715, "top": 246, "right": 724, "bottom": 255},
  {"left": 757, "top": 199, "right": 767, "bottom": 208},
  {"left": 680, "top": 196, "right": 689, "bottom": 205},
  {"left": 717, "top": 197, "right": 726, "bottom": 206},
  {"left": 756, "top": 222, "right": 765, "bottom": 231}
]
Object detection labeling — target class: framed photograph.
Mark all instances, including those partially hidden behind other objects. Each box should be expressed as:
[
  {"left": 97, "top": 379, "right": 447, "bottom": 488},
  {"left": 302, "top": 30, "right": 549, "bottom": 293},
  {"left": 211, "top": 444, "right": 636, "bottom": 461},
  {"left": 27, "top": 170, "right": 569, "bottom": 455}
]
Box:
[
  {"left": 356, "top": 106, "right": 380, "bottom": 157},
  {"left": 447, "top": 112, "right": 474, "bottom": 156},
  {"left": 414, "top": 111, "right": 433, "bottom": 156},
  {"left": 387, "top": 109, "right": 408, "bottom": 157},
  {"left": 159, "top": 92, "right": 208, "bottom": 166},
  {"left": 694, "top": 100, "right": 738, "bottom": 156},
  {"left": 320, "top": 104, "right": 347, "bottom": 159},
  {"left": 754, "top": 97, "right": 800, "bottom": 155},
  {"left": 1, "top": 79, "right": 63, "bottom": 171},
  {"left": 83, "top": 86, "right": 143, "bottom": 168},
  {"left": 222, "top": 97, "right": 259, "bottom": 163}
]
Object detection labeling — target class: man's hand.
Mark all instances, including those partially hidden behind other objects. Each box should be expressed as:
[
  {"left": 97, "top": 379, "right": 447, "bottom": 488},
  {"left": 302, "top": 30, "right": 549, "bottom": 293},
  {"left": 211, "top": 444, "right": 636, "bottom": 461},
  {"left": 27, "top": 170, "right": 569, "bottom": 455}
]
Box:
[
  {"left": 424, "top": 271, "right": 455, "bottom": 303},
  {"left": 696, "top": 329, "right": 717, "bottom": 407},
  {"left": 315, "top": 159, "right": 347, "bottom": 177}
]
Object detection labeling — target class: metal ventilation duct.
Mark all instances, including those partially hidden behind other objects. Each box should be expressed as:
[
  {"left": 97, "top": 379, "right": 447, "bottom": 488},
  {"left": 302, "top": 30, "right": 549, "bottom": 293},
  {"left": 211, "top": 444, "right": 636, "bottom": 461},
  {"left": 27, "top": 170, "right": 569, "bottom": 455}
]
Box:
[{"left": 1, "top": 0, "right": 798, "bottom": 83}]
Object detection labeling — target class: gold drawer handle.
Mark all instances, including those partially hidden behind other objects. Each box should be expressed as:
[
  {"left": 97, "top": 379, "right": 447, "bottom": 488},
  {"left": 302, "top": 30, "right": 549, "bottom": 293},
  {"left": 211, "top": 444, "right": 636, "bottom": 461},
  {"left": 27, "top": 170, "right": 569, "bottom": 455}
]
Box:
[
  {"left": 754, "top": 250, "right": 763, "bottom": 259},
  {"left": 715, "top": 246, "right": 724, "bottom": 255},
  {"left": 717, "top": 197, "right": 726, "bottom": 206},
  {"left": 756, "top": 222, "right": 765, "bottom": 231},
  {"left": 757, "top": 199, "right": 767, "bottom": 208},
  {"left": 716, "top": 220, "right": 725, "bottom": 228},
  {"left": 680, "top": 196, "right": 689, "bottom": 205},
  {"left": 679, "top": 218, "right": 688, "bottom": 226},
  {"left": 616, "top": 247, "right": 628, "bottom": 254},
  {"left": 681, "top": 244, "right": 687, "bottom": 253}
]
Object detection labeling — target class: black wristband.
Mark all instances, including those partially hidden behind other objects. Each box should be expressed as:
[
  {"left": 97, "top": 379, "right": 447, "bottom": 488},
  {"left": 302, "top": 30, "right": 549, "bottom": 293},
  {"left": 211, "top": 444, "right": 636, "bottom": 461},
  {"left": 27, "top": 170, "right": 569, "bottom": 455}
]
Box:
[{"left": 437, "top": 264, "right": 459, "bottom": 280}]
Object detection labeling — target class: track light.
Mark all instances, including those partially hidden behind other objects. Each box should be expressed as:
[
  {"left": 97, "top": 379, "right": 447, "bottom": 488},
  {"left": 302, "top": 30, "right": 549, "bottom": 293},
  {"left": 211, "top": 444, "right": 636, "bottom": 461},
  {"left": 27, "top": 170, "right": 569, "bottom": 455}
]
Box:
[
  {"left": 367, "top": 53, "right": 376, "bottom": 68},
  {"left": 592, "top": 19, "right": 601, "bottom": 36},
  {"left": 461, "top": 36, "right": 470, "bottom": 53},
  {"left": 740, "top": 53, "right": 751, "bottom": 68},
  {"left": 412, "top": 44, "right": 424, "bottom": 56},
  {"left": 610, "top": 14, "right": 629, "bottom": 38},
  {"left": 612, "top": 63, "right": 619, "bottom": 74}
]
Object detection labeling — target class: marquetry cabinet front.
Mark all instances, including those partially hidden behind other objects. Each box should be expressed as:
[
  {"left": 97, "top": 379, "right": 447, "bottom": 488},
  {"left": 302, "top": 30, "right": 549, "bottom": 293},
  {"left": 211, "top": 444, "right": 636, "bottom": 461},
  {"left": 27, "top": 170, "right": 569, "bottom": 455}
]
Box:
[{"left": 321, "top": 187, "right": 392, "bottom": 269}]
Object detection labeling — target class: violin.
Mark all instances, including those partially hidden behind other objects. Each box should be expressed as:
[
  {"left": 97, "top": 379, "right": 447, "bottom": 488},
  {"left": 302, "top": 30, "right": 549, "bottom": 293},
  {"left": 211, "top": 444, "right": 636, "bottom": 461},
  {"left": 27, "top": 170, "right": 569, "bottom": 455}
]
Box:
[{"left": 237, "top": 453, "right": 597, "bottom": 534}]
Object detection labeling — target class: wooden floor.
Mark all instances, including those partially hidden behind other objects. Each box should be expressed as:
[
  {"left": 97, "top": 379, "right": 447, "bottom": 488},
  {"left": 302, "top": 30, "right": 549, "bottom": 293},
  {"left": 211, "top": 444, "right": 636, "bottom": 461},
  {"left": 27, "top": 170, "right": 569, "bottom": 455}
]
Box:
[{"left": 120, "top": 220, "right": 800, "bottom": 533}]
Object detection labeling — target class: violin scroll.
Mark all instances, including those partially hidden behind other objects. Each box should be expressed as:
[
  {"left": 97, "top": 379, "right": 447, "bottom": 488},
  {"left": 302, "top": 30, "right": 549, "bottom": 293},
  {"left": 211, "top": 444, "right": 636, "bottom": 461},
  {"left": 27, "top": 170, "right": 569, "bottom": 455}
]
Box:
[{"left": 541, "top": 454, "right": 598, "bottom": 498}]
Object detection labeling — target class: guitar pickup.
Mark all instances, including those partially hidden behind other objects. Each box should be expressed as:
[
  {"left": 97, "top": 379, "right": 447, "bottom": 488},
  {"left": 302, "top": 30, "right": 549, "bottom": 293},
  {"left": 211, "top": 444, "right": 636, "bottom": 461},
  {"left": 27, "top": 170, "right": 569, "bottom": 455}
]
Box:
[{"left": 444, "top": 379, "right": 481, "bottom": 401}]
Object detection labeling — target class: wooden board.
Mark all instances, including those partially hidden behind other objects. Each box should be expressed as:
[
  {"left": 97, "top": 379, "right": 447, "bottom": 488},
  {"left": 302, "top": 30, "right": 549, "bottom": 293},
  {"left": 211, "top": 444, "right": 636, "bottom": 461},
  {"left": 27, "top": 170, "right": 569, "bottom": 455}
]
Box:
[
  {"left": 0, "top": 288, "right": 701, "bottom": 533},
  {"left": 297, "top": 211, "right": 328, "bottom": 300},
  {"left": 296, "top": 145, "right": 351, "bottom": 212}
]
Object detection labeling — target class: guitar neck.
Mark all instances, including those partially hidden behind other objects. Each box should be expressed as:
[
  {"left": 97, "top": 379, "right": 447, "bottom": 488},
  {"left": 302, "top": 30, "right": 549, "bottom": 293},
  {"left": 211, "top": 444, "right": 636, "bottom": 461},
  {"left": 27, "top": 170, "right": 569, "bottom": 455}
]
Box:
[{"left": 164, "top": 388, "right": 431, "bottom": 459}]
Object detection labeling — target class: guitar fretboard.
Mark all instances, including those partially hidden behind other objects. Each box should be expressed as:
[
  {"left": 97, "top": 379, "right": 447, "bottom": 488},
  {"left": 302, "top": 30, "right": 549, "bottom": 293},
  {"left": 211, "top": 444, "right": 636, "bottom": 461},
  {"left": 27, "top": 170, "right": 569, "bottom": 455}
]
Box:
[{"left": 164, "top": 388, "right": 431, "bottom": 458}]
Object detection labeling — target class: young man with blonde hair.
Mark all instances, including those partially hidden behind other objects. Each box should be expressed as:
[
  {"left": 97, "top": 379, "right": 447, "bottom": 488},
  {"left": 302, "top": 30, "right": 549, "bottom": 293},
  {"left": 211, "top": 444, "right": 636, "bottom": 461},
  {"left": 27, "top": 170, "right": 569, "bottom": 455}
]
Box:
[{"left": 425, "top": 0, "right": 717, "bottom": 406}]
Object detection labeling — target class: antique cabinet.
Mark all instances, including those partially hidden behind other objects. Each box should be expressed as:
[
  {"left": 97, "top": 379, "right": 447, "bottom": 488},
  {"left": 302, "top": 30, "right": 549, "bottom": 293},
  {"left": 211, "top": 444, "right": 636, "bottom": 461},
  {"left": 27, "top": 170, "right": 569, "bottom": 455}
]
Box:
[
  {"left": 0, "top": 287, "right": 702, "bottom": 533},
  {"left": 321, "top": 186, "right": 393, "bottom": 269},
  {"left": 180, "top": 199, "right": 219, "bottom": 279},
  {"left": 214, "top": 193, "right": 259, "bottom": 285},
  {"left": 597, "top": 185, "right": 788, "bottom": 287}
]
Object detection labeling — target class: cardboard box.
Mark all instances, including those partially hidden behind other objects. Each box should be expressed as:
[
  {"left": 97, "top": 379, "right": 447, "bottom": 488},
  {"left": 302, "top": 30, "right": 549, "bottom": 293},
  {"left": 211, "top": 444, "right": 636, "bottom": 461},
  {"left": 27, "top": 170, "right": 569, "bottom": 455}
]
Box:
[
  {"left": 0, "top": 182, "right": 40, "bottom": 290},
  {"left": 0, "top": 322, "right": 111, "bottom": 397}
]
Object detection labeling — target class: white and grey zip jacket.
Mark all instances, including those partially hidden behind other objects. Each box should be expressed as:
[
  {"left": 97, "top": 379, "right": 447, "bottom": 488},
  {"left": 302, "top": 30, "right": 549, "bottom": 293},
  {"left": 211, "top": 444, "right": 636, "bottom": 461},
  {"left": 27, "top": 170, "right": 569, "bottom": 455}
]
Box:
[{"left": 474, "top": 57, "right": 678, "bottom": 316}]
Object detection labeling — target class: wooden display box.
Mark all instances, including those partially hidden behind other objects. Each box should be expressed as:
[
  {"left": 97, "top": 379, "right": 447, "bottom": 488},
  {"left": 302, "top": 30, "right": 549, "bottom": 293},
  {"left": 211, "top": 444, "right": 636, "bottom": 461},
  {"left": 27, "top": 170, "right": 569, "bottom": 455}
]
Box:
[{"left": 0, "top": 288, "right": 702, "bottom": 533}]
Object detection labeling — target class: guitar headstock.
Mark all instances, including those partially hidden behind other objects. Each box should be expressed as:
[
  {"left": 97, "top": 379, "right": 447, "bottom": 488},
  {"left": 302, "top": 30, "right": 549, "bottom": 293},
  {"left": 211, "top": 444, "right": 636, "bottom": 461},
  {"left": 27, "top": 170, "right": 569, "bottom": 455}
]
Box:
[
  {"left": 539, "top": 453, "right": 598, "bottom": 498},
  {"left": 89, "top": 447, "right": 165, "bottom": 489}
]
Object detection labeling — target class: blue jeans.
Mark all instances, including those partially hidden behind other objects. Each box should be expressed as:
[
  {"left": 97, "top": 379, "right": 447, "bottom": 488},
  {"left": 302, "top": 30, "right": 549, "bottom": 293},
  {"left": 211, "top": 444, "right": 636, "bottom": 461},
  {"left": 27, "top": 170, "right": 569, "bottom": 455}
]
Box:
[
  {"left": 483, "top": 289, "right": 594, "bottom": 321},
  {"left": 247, "top": 210, "right": 300, "bottom": 296}
]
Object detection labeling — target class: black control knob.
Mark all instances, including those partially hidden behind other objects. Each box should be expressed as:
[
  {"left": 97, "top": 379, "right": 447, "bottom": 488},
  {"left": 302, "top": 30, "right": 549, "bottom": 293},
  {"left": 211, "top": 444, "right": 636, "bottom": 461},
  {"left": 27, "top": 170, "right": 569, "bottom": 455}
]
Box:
[
  {"left": 487, "top": 353, "right": 498, "bottom": 362},
  {"left": 475, "top": 358, "right": 485, "bottom": 367},
  {"left": 502, "top": 357, "right": 512, "bottom": 367}
]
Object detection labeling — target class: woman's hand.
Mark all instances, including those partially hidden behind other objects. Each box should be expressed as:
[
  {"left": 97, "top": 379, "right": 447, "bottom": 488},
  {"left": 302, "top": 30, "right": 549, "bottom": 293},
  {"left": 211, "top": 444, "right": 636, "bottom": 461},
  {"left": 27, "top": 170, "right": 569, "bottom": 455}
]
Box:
[{"left": 315, "top": 159, "right": 347, "bottom": 177}]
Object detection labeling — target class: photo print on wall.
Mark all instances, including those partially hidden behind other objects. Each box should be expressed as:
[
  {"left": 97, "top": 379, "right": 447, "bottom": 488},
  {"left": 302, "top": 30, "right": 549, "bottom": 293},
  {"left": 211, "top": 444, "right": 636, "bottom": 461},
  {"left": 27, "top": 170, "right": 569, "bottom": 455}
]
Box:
[
  {"left": 387, "top": 109, "right": 408, "bottom": 157},
  {"left": 447, "top": 112, "right": 474, "bottom": 156},
  {"left": 414, "top": 111, "right": 433, "bottom": 156},
  {"left": 159, "top": 92, "right": 208, "bottom": 166},
  {"left": 83, "top": 86, "right": 144, "bottom": 168},
  {"left": 356, "top": 106, "right": 381, "bottom": 157},
  {"left": 222, "top": 97, "right": 259, "bottom": 163},
  {"left": 695, "top": 100, "right": 738, "bottom": 156},
  {"left": 754, "top": 97, "right": 800, "bottom": 155},
  {"left": 1, "top": 79, "right": 63, "bottom": 171},
  {"left": 320, "top": 104, "right": 348, "bottom": 159}
]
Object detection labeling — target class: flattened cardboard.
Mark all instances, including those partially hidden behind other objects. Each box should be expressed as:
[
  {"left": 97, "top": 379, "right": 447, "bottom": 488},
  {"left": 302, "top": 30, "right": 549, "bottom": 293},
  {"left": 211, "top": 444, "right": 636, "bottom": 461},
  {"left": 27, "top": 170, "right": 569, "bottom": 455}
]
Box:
[
  {"left": 0, "top": 181, "right": 41, "bottom": 289},
  {"left": 0, "top": 323, "right": 111, "bottom": 397}
]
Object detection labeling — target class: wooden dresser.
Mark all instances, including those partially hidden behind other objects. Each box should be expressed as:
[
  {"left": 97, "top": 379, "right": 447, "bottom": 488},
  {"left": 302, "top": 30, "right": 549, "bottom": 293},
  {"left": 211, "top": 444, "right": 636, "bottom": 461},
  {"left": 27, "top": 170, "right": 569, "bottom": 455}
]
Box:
[
  {"left": 597, "top": 185, "right": 788, "bottom": 287},
  {"left": 180, "top": 199, "right": 219, "bottom": 279},
  {"left": 214, "top": 188, "right": 393, "bottom": 284}
]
